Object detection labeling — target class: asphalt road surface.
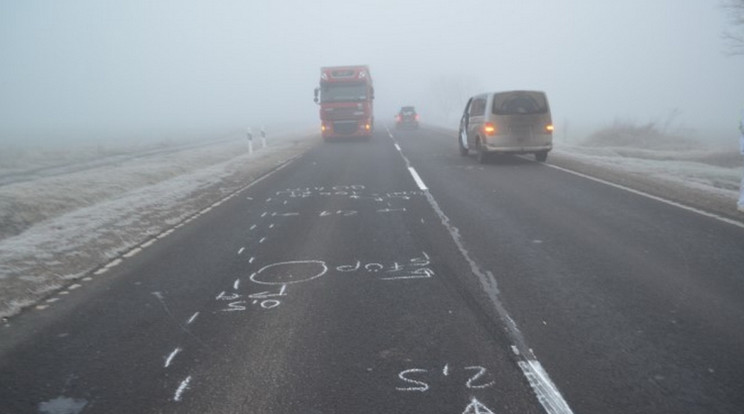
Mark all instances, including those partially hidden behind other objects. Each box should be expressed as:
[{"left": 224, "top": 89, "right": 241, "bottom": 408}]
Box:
[{"left": 1, "top": 126, "right": 743, "bottom": 414}]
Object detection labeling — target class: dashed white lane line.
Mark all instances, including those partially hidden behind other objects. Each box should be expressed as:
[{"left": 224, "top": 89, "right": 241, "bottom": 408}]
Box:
[
  {"left": 259, "top": 237, "right": 267, "bottom": 244},
  {"left": 104, "top": 258, "right": 123, "bottom": 269},
  {"left": 237, "top": 247, "right": 245, "bottom": 255},
  {"left": 249, "top": 224, "right": 257, "bottom": 231},
  {"left": 123, "top": 247, "right": 142, "bottom": 258},
  {"left": 408, "top": 167, "right": 428, "bottom": 191},
  {"left": 394, "top": 143, "right": 402, "bottom": 151},
  {"left": 249, "top": 257, "right": 255, "bottom": 264},
  {"left": 141, "top": 239, "right": 157, "bottom": 248},
  {"left": 544, "top": 162, "right": 744, "bottom": 230},
  {"left": 173, "top": 375, "right": 192, "bottom": 402}
]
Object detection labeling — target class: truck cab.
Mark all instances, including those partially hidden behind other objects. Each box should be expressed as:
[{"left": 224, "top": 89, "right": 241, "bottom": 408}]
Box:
[{"left": 314, "top": 66, "right": 374, "bottom": 140}]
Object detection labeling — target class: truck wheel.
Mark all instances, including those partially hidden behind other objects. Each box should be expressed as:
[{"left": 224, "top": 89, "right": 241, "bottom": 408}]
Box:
[{"left": 535, "top": 151, "right": 548, "bottom": 162}]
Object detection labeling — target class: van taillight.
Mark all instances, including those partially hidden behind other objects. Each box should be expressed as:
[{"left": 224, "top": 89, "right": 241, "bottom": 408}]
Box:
[
  {"left": 415, "top": 114, "right": 420, "bottom": 121},
  {"left": 545, "top": 124, "right": 554, "bottom": 133},
  {"left": 483, "top": 123, "right": 496, "bottom": 135}
]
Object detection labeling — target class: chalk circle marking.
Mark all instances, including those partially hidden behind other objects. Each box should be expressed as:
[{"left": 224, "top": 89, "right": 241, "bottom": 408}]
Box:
[{"left": 250, "top": 260, "right": 328, "bottom": 285}]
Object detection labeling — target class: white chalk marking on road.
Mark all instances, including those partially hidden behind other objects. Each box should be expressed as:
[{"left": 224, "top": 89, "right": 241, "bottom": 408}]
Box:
[
  {"left": 186, "top": 312, "right": 199, "bottom": 325},
  {"left": 105, "top": 258, "right": 123, "bottom": 269},
  {"left": 408, "top": 167, "right": 428, "bottom": 190},
  {"left": 249, "top": 257, "right": 255, "bottom": 264},
  {"left": 46, "top": 297, "right": 60, "bottom": 303},
  {"left": 392, "top": 135, "right": 574, "bottom": 414},
  {"left": 269, "top": 223, "right": 275, "bottom": 229},
  {"left": 35, "top": 305, "right": 49, "bottom": 310},
  {"left": 233, "top": 279, "right": 240, "bottom": 290},
  {"left": 211, "top": 201, "right": 222, "bottom": 208},
  {"left": 246, "top": 196, "right": 253, "bottom": 200},
  {"left": 462, "top": 397, "right": 496, "bottom": 414},
  {"left": 173, "top": 375, "right": 192, "bottom": 402},
  {"left": 519, "top": 360, "right": 574, "bottom": 414},
  {"left": 266, "top": 197, "right": 272, "bottom": 202},
  {"left": 259, "top": 237, "right": 267, "bottom": 244},
  {"left": 68, "top": 284, "right": 82, "bottom": 290},
  {"left": 544, "top": 162, "right": 744, "bottom": 230},
  {"left": 82, "top": 276, "right": 92, "bottom": 281},
  {"left": 200, "top": 207, "right": 212, "bottom": 215},
  {"left": 394, "top": 143, "right": 402, "bottom": 151},
  {"left": 443, "top": 364, "right": 449, "bottom": 376},
  {"left": 165, "top": 347, "right": 182, "bottom": 368},
  {"left": 94, "top": 268, "right": 108, "bottom": 275},
  {"left": 249, "top": 224, "right": 257, "bottom": 231},
  {"left": 141, "top": 239, "right": 157, "bottom": 248},
  {"left": 511, "top": 345, "right": 520, "bottom": 356},
  {"left": 58, "top": 291, "right": 69, "bottom": 295},
  {"left": 395, "top": 368, "right": 429, "bottom": 392},
  {"left": 123, "top": 247, "right": 142, "bottom": 258},
  {"left": 238, "top": 247, "right": 245, "bottom": 255},
  {"left": 260, "top": 212, "right": 268, "bottom": 218}
]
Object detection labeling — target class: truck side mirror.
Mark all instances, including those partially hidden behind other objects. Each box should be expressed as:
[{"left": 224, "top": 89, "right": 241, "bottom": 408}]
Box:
[{"left": 313, "top": 88, "right": 319, "bottom": 104}]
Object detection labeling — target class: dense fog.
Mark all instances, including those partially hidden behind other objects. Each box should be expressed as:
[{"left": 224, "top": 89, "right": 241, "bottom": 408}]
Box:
[{"left": 1, "top": 0, "right": 743, "bottom": 145}]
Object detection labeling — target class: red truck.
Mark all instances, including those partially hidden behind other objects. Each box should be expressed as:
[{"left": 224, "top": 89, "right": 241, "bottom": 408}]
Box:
[{"left": 314, "top": 65, "right": 375, "bottom": 140}]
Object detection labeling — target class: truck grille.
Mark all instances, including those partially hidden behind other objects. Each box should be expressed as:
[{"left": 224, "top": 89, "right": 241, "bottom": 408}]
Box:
[{"left": 333, "top": 121, "right": 358, "bottom": 135}]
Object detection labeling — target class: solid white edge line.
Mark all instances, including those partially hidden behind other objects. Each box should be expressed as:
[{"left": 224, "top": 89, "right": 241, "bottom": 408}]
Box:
[
  {"left": 408, "top": 167, "right": 428, "bottom": 191},
  {"left": 544, "top": 162, "right": 744, "bottom": 230},
  {"left": 519, "top": 360, "right": 575, "bottom": 414}
]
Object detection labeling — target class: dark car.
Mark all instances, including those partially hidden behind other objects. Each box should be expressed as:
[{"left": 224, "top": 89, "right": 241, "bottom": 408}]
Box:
[{"left": 395, "top": 106, "right": 419, "bottom": 129}]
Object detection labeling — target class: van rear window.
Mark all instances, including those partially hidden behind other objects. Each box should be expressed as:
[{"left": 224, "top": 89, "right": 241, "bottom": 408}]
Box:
[{"left": 492, "top": 92, "right": 548, "bottom": 115}]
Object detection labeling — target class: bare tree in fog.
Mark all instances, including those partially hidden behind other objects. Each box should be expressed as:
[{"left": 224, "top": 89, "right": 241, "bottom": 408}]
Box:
[
  {"left": 722, "top": 0, "right": 744, "bottom": 55},
  {"left": 429, "top": 75, "right": 482, "bottom": 121}
]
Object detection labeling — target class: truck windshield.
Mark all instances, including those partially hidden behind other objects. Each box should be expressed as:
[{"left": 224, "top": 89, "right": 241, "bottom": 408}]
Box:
[{"left": 321, "top": 83, "right": 368, "bottom": 103}]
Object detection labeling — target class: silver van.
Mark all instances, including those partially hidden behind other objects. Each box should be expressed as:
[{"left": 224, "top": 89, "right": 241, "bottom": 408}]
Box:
[{"left": 458, "top": 90, "right": 553, "bottom": 162}]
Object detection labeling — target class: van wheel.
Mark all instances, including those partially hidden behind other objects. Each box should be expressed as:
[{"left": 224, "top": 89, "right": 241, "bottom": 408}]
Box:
[
  {"left": 535, "top": 151, "right": 548, "bottom": 162},
  {"left": 476, "top": 139, "right": 489, "bottom": 164},
  {"left": 458, "top": 130, "right": 469, "bottom": 156}
]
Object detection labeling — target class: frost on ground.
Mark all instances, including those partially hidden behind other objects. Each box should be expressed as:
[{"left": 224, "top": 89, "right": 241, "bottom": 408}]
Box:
[
  {"left": 0, "top": 130, "right": 317, "bottom": 319},
  {"left": 552, "top": 121, "right": 743, "bottom": 220}
]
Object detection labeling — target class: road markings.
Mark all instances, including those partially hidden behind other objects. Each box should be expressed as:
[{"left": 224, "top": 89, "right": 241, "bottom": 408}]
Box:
[
  {"left": 104, "top": 258, "right": 122, "bottom": 269},
  {"left": 249, "top": 256, "right": 255, "bottom": 264},
  {"left": 544, "top": 162, "right": 744, "bottom": 230},
  {"left": 394, "top": 143, "right": 402, "bottom": 151},
  {"left": 173, "top": 376, "right": 192, "bottom": 402},
  {"left": 389, "top": 129, "right": 574, "bottom": 414},
  {"left": 519, "top": 360, "right": 574, "bottom": 414},
  {"left": 164, "top": 347, "right": 182, "bottom": 368},
  {"left": 123, "top": 247, "right": 142, "bottom": 258},
  {"left": 238, "top": 247, "right": 245, "bottom": 255},
  {"left": 408, "top": 167, "right": 428, "bottom": 191},
  {"left": 186, "top": 312, "right": 199, "bottom": 325}
]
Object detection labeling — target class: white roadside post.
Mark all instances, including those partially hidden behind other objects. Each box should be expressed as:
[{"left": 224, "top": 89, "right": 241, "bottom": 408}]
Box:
[
  {"left": 261, "top": 126, "right": 267, "bottom": 148},
  {"left": 246, "top": 127, "right": 254, "bottom": 155}
]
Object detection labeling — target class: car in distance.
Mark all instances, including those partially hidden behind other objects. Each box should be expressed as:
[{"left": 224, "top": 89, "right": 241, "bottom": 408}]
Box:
[
  {"left": 395, "top": 106, "right": 419, "bottom": 129},
  {"left": 458, "top": 91, "right": 553, "bottom": 163}
]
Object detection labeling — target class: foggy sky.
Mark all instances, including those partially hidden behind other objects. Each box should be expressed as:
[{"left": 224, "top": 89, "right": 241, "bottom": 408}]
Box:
[{"left": 1, "top": 0, "right": 743, "bottom": 143}]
